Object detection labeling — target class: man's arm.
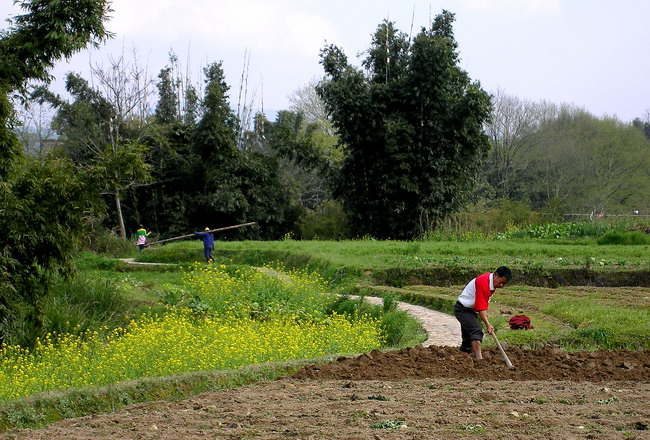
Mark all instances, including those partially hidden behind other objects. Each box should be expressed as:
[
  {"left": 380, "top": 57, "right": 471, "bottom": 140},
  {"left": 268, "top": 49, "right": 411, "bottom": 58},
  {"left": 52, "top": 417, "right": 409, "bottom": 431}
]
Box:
[{"left": 478, "top": 310, "right": 494, "bottom": 335}]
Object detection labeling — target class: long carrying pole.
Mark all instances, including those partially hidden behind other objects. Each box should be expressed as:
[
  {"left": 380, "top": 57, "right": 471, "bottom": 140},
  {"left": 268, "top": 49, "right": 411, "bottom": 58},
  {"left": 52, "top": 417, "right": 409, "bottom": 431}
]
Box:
[
  {"left": 491, "top": 332, "right": 514, "bottom": 368},
  {"left": 147, "top": 222, "right": 256, "bottom": 246}
]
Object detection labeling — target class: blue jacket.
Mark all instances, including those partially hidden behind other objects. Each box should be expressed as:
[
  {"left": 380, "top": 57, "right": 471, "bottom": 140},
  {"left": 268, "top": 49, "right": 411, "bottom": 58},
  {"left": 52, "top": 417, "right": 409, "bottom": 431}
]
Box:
[{"left": 193, "top": 231, "right": 214, "bottom": 248}]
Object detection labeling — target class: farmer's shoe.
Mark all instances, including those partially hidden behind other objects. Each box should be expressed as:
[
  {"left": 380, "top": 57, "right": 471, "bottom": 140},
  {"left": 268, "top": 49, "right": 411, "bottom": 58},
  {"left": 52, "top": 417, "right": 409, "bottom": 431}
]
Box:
[{"left": 471, "top": 340, "right": 483, "bottom": 360}]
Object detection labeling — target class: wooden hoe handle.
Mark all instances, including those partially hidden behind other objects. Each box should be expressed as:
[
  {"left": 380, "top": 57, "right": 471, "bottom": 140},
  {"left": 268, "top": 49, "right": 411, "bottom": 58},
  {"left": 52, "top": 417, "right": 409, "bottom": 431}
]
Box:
[{"left": 492, "top": 332, "right": 514, "bottom": 368}]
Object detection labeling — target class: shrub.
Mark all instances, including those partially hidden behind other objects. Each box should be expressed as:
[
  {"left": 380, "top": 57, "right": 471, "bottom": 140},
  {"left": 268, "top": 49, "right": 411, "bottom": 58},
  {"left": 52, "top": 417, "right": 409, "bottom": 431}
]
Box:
[
  {"left": 2, "top": 275, "right": 131, "bottom": 348},
  {"left": 597, "top": 231, "right": 650, "bottom": 245},
  {"left": 43, "top": 276, "right": 131, "bottom": 336},
  {"left": 432, "top": 199, "right": 539, "bottom": 239},
  {"left": 83, "top": 229, "right": 133, "bottom": 256},
  {"left": 327, "top": 296, "right": 426, "bottom": 349},
  {"left": 298, "top": 200, "right": 350, "bottom": 240}
]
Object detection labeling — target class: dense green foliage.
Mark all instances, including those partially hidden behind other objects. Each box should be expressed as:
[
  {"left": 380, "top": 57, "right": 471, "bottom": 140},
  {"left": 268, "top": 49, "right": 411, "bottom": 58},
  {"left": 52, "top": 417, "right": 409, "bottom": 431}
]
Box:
[
  {"left": 124, "top": 62, "right": 307, "bottom": 240},
  {"left": 9, "top": 9, "right": 650, "bottom": 245},
  {"left": 0, "top": 158, "right": 103, "bottom": 346},
  {"left": 596, "top": 231, "right": 650, "bottom": 245},
  {"left": 484, "top": 93, "right": 650, "bottom": 216},
  {"left": 0, "top": 0, "right": 112, "bottom": 344},
  {"left": 317, "top": 12, "right": 492, "bottom": 239}
]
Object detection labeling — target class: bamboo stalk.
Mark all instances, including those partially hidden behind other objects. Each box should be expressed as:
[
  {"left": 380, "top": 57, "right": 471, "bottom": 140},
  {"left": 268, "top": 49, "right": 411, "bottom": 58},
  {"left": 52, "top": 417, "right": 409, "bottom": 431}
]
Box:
[{"left": 147, "top": 222, "right": 256, "bottom": 246}]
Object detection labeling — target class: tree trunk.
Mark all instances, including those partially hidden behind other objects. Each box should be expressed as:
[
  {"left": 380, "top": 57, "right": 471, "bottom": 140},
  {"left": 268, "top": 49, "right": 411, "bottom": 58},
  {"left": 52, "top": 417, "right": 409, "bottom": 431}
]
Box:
[{"left": 115, "top": 189, "right": 126, "bottom": 239}]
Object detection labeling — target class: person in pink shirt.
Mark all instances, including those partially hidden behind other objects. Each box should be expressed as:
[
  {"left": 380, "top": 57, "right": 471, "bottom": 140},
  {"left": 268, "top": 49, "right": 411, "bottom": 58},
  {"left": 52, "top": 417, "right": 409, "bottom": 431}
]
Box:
[{"left": 454, "top": 266, "right": 512, "bottom": 360}]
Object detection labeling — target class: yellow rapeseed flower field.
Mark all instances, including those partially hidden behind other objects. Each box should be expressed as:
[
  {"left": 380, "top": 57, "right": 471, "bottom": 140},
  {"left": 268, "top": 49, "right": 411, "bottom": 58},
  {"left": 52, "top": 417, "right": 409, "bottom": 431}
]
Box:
[
  {"left": 0, "top": 265, "right": 383, "bottom": 402},
  {"left": 180, "top": 263, "right": 336, "bottom": 319}
]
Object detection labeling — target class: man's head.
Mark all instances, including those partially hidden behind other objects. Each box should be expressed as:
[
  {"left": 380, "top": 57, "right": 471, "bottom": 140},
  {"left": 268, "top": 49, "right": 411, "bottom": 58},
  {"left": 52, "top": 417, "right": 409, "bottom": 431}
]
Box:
[
  {"left": 204, "top": 227, "right": 210, "bottom": 231},
  {"left": 493, "top": 266, "right": 512, "bottom": 288}
]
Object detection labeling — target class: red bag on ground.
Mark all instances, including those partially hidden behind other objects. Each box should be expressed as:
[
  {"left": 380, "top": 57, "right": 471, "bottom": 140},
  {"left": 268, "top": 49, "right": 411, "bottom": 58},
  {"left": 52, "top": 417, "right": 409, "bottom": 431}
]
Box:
[{"left": 509, "top": 315, "right": 534, "bottom": 330}]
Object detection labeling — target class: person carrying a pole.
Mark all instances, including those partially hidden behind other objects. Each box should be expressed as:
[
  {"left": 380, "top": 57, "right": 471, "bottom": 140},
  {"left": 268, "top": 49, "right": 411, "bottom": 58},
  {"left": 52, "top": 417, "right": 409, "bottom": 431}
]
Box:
[{"left": 193, "top": 227, "right": 215, "bottom": 263}]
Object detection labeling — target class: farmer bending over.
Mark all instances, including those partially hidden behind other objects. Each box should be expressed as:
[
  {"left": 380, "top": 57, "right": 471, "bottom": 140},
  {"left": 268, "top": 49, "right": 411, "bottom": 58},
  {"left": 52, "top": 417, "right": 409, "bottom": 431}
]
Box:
[
  {"left": 193, "top": 227, "right": 215, "bottom": 263},
  {"left": 454, "top": 266, "right": 512, "bottom": 360}
]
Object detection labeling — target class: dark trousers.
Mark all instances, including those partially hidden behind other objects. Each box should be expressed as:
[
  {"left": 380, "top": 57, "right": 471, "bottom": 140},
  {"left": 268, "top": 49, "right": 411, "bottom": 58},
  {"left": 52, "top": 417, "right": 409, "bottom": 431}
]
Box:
[
  {"left": 454, "top": 301, "right": 484, "bottom": 353},
  {"left": 203, "top": 246, "right": 214, "bottom": 261}
]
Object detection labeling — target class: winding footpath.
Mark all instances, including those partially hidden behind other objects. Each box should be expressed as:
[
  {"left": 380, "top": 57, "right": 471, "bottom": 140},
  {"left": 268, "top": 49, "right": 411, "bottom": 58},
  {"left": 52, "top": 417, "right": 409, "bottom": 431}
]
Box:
[{"left": 349, "top": 295, "right": 460, "bottom": 347}]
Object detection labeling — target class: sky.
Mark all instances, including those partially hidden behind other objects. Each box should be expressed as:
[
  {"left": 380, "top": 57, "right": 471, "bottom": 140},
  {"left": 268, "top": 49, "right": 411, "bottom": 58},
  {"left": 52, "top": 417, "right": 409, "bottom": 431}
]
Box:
[{"left": 2, "top": 0, "right": 650, "bottom": 123}]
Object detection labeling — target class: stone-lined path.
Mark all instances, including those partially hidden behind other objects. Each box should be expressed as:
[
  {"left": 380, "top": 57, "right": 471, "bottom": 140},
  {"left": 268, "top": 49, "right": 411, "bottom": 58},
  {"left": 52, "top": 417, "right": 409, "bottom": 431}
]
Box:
[{"left": 350, "top": 295, "right": 460, "bottom": 347}]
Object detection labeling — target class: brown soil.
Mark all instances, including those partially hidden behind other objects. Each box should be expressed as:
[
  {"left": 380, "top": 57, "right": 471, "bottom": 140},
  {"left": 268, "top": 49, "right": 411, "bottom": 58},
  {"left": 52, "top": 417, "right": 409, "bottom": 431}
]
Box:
[
  {"left": 3, "top": 345, "right": 649, "bottom": 440},
  {"left": 295, "top": 345, "right": 650, "bottom": 382}
]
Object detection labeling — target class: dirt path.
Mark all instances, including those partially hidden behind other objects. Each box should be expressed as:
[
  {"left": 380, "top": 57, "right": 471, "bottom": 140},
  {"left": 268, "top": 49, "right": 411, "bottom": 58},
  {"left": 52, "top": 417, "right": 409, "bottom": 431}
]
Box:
[{"left": 118, "top": 258, "right": 174, "bottom": 266}]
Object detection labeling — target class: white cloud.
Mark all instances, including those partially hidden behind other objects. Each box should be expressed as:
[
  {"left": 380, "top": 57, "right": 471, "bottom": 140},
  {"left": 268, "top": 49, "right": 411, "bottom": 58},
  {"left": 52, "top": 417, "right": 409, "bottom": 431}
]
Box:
[
  {"left": 460, "top": 0, "right": 562, "bottom": 17},
  {"left": 3, "top": 0, "right": 648, "bottom": 121},
  {"left": 105, "top": 0, "right": 336, "bottom": 57}
]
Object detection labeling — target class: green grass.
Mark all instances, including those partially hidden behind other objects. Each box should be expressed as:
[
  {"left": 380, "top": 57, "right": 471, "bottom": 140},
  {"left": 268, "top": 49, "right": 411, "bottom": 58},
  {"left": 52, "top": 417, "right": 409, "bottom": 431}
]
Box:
[
  {"left": 142, "top": 238, "right": 650, "bottom": 273},
  {"left": 367, "top": 283, "right": 650, "bottom": 351},
  {"left": 133, "top": 239, "right": 650, "bottom": 352},
  {"left": 542, "top": 299, "right": 650, "bottom": 350},
  {"left": 77, "top": 240, "right": 650, "bottom": 354}
]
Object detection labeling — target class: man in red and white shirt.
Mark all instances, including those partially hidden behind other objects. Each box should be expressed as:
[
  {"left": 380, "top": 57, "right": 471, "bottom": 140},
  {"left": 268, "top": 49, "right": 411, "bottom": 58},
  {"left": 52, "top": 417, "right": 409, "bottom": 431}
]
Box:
[{"left": 454, "top": 266, "right": 512, "bottom": 360}]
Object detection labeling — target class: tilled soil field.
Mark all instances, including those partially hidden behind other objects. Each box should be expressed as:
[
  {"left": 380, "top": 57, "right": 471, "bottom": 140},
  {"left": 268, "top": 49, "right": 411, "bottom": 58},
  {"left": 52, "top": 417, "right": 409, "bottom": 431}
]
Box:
[{"left": 3, "top": 345, "right": 649, "bottom": 440}]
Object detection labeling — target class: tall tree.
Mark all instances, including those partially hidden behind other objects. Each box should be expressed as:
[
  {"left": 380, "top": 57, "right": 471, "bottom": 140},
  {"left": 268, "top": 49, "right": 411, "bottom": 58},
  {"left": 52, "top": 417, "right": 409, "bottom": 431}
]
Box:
[
  {"left": 13, "top": 98, "right": 57, "bottom": 157},
  {"left": 191, "top": 62, "right": 243, "bottom": 224},
  {"left": 154, "top": 67, "right": 178, "bottom": 124},
  {"left": 288, "top": 78, "right": 337, "bottom": 137},
  {"left": 154, "top": 51, "right": 199, "bottom": 126},
  {"left": 260, "top": 110, "right": 335, "bottom": 210},
  {"left": 0, "top": 0, "right": 112, "bottom": 344},
  {"left": 317, "top": 12, "right": 492, "bottom": 239},
  {"left": 484, "top": 89, "right": 544, "bottom": 199},
  {"left": 187, "top": 63, "right": 300, "bottom": 238},
  {"left": 632, "top": 110, "right": 650, "bottom": 141},
  {"left": 38, "top": 51, "right": 154, "bottom": 238},
  {"left": 527, "top": 109, "right": 650, "bottom": 214}
]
